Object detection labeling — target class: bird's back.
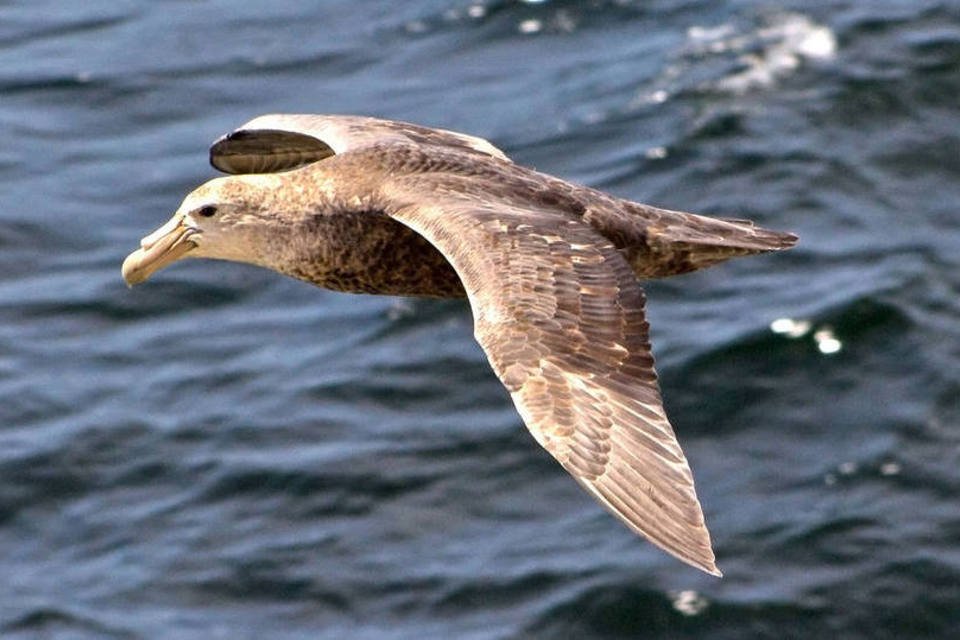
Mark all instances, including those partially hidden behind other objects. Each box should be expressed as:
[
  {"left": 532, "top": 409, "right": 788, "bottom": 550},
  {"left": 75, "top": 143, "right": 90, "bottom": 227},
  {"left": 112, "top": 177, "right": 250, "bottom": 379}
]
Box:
[{"left": 356, "top": 143, "right": 797, "bottom": 282}]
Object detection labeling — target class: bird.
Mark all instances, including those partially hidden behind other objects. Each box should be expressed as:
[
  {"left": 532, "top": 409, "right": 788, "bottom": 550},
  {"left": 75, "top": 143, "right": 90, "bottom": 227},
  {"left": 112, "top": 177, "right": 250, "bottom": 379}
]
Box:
[{"left": 122, "top": 114, "right": 797, "bottom": 576}]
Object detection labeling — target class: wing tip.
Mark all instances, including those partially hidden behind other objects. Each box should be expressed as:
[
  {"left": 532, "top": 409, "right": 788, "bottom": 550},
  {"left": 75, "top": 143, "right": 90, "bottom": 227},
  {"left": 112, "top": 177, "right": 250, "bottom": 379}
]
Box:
[
  {"left": 692, "top": 556, "right": 723, "bottom": 577},
  {"left": 208, "top": 127, "right": 336, "bottom": 175},
  {"left": 671, "top": 540, "right": 723, "bottom": 577}
]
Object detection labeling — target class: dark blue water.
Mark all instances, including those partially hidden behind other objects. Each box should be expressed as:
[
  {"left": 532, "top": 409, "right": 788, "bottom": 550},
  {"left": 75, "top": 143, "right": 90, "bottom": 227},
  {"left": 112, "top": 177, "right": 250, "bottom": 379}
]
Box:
[{"left": 2, "top": 1, "right": 959, "bottom": 638}]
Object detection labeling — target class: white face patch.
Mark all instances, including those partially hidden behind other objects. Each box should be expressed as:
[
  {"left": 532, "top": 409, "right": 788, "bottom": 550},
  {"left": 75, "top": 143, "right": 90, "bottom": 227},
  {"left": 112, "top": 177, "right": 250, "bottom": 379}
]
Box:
[{"left": 174, "top": 176, "right": 275, "bottom": 266}]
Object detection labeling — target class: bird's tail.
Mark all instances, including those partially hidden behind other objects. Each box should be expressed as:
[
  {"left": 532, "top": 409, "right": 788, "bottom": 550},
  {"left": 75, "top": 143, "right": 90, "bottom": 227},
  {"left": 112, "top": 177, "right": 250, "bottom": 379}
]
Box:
[{"left": 626, "top": 204, "right": 797, "bottom": 279}]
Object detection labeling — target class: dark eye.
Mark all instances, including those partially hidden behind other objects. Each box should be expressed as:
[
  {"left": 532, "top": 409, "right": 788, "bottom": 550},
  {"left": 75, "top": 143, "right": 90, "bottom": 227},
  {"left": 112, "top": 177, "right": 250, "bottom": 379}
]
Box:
[{"left": 197, "top": 205, "right": 218, "bottom": 218}]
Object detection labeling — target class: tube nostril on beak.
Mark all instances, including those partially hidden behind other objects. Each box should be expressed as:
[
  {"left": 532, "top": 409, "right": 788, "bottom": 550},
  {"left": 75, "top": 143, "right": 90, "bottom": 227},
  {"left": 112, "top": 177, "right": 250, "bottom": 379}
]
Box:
[
  {"left": 140, "top": 215, "right": 184, "bottom": 249},
  {"left": 122, "top": 213, "right": 197, "bottom": 286}
]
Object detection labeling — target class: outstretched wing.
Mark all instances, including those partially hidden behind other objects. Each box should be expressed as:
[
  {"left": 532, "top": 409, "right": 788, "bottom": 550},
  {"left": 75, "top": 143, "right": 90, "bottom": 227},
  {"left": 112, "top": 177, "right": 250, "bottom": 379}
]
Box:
[
  {"left": 384, "top": 176, "right": 720, "bottom": 576},
  {"left": 210, "top": 114, "right": 510, "bottom": 175}
]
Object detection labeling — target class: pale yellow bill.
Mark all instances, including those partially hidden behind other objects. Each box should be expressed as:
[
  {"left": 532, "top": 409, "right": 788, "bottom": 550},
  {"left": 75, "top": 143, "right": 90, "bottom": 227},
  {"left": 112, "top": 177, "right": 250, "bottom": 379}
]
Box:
[{"left": 121, "top": 214, "right": 197, "bottom": 286}]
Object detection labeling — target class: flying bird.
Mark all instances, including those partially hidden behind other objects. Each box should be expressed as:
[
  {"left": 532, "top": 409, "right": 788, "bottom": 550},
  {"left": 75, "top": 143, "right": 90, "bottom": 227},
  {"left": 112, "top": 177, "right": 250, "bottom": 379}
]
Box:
[{"left": 122, "top": 114, "right": 797, "bottom": 576}]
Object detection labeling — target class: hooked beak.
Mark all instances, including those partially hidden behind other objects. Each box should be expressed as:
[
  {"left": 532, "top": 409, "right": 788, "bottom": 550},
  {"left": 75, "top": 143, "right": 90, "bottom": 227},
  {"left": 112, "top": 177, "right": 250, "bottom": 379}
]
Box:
[{"left": 121, "top": 214, "right": 198, "bottom": 286}]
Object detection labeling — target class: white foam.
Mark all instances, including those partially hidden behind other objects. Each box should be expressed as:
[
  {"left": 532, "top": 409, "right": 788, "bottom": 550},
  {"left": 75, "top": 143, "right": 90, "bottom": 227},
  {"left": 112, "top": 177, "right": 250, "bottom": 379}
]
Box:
[{"left": 691, "top": 13, "right": 837, "bottom": 93}]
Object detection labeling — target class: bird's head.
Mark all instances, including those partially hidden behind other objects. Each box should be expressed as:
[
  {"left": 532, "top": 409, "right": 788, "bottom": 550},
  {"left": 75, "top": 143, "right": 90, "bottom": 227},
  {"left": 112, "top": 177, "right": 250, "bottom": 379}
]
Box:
[{"left": 122, "top": 174, "right": 290, "bottom": 286}]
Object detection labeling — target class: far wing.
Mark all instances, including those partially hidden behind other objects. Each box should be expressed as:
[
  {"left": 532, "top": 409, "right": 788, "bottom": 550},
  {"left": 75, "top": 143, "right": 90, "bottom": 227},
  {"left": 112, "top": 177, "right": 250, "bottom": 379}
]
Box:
[
  {"left": 385, "top": 177, "right": 720, "bottom": 576},
  {"left": 210, "top": 114, "right": 510, "bottom": 175}
]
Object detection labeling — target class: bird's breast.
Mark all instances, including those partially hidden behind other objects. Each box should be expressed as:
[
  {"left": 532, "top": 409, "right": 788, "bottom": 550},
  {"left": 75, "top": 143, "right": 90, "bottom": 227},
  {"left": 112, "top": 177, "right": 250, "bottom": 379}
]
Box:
[{"left": 281, "top": 210, "right": 466, "bottom": 298}]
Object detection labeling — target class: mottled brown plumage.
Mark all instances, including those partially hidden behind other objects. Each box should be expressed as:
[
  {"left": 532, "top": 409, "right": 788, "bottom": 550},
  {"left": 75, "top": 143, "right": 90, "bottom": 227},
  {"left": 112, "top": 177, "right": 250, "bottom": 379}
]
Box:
[{"left": 122, "top": 114, "right": 798, "bottom": 576}]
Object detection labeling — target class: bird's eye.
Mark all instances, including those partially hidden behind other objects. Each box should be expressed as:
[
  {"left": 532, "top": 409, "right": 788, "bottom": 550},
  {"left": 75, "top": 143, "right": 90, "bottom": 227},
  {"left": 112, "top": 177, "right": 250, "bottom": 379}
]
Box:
[{"left": 197, "top": 205, "right": 218, "bottom": 218}]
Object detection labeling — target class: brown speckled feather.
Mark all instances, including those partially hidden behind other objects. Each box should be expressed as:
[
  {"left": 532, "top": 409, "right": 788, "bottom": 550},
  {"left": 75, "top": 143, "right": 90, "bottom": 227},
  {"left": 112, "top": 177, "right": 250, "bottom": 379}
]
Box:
[
  {"left": 124, "top": 114, "right": 800, "bottom": 576},
  {"left": 384, "top": 176, "right": 720, "bottom": 575},
  {"left": 203, "top": 117, "right": 797, "bottom": 575}
]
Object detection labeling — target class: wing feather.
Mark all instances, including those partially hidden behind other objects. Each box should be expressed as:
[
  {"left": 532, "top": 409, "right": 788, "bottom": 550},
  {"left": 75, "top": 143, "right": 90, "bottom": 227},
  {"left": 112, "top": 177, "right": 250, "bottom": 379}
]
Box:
[
  {"left": 385, "top": 177, "right": 720, "bottom": 576},
  {"left": 210, "top": 114, "right": 510, "bottom": 174}
]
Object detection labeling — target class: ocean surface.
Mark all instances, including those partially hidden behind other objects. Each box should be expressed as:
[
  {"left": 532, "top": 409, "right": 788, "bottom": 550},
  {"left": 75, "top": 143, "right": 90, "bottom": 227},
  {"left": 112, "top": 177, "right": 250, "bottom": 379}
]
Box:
[{"left": 2, "top": 1, "right": 959, "bottom": 638}]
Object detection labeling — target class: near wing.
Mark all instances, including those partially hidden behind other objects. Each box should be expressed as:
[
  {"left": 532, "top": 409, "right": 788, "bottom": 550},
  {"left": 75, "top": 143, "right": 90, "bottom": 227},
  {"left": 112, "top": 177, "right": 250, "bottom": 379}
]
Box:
[
  {"left": 385, "top": 177, "right": 720, "bottom": 576},
  {"left": 210, "top": 114, "right": 510, "bottom": 175}
]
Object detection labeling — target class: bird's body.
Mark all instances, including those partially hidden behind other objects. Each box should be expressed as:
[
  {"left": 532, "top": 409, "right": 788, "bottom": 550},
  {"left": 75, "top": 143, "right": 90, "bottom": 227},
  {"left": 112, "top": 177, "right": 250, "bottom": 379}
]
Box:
[{"left": 123, "top": 114, "right": 797, "bottom": 576}]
